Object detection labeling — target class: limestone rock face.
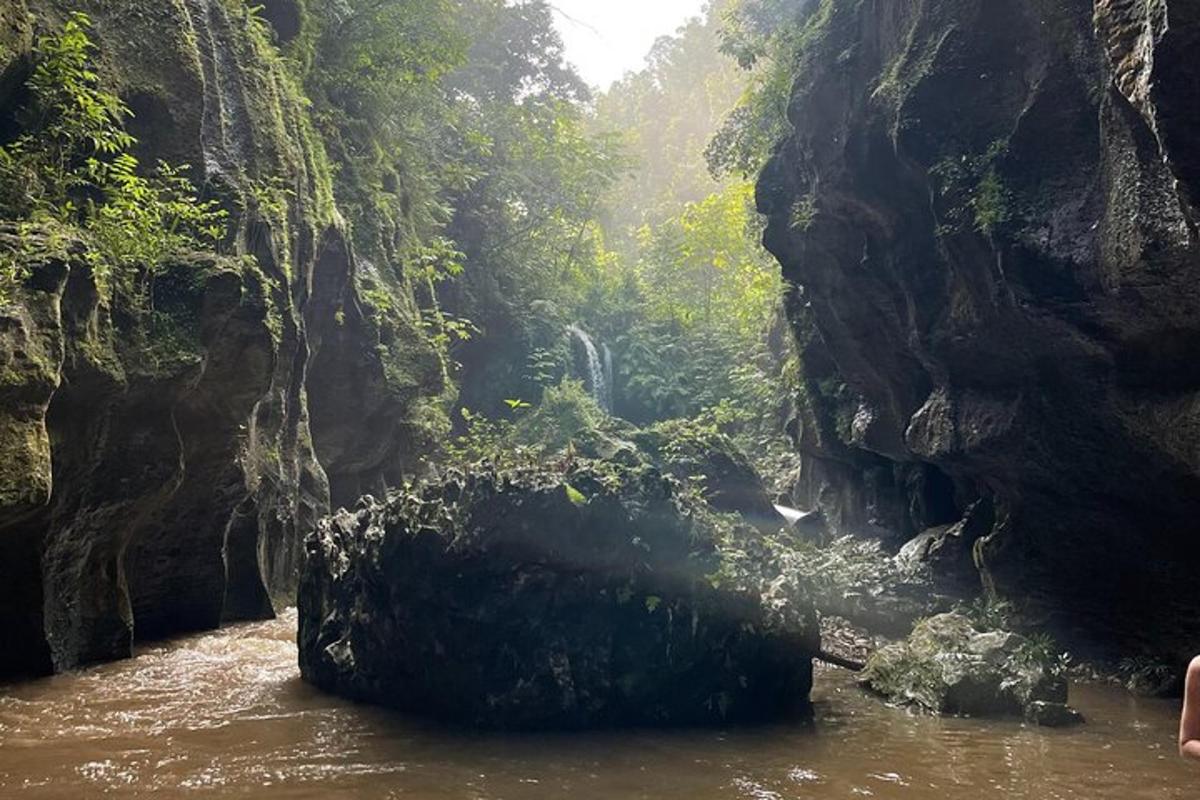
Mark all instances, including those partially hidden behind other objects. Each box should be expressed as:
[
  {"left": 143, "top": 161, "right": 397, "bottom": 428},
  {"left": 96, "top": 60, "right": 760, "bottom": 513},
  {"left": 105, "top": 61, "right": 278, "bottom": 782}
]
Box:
[
  {"left": 299, "top": 465, "right": 820, "bottom": 729},
  {"left": 0, "top": 1, "right": 444, "bottom": 678},
  {"left": 759, "top": 0, "right": 1200, "bottom": 655}
]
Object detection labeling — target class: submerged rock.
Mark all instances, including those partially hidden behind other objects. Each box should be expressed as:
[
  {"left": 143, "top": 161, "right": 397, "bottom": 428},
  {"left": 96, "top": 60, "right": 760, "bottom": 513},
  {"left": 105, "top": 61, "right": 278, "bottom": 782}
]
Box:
[
  {"left": 299, "top": 463, "right": 820, "bottom": 729},
  {"left": 1025, "top": 699, "right": 1084, "bottom": 728},
  {"left": 860, "top": 613, "right": 1080, "bottom": 726}
]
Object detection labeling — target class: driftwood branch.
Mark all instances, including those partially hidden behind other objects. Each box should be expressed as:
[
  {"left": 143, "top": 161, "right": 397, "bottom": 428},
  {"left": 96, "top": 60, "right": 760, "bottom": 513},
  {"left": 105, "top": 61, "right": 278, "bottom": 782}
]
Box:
[{"left": 816, "top": 650, "right": 865, "bottom": 672}]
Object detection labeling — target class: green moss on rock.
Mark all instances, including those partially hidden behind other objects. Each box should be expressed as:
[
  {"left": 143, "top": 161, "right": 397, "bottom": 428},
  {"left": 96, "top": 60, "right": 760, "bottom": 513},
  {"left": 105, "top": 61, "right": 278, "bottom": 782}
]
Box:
[
  {"left": 860, "top": 612, "right": 1081, "bottom": 726},
  {"left": 0, "top": 416, "right": 52, "bottom": 507}
]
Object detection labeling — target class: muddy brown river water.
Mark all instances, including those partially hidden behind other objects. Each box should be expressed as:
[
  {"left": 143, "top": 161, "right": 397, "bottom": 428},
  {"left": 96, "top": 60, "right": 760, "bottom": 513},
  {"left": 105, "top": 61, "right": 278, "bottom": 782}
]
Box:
[{"left": 0, "top": 610, "right": 1195, "bottom": 798}]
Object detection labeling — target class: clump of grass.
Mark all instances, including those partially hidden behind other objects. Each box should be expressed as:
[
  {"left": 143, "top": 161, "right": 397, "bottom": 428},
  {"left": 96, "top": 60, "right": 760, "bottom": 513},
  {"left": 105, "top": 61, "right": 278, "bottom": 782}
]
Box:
[{"left": 956, "top": 595, "right": 1014, "bottom": 632}]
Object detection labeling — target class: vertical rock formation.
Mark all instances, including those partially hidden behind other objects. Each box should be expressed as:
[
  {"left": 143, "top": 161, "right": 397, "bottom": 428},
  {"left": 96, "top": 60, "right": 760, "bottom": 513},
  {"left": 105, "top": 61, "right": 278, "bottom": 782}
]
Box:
[
  {"left": 758, "top": 0, "right": 1200, "bottom": 656},
  {"left": 0, "top": 0, "right": 445, "bottom": 677}
]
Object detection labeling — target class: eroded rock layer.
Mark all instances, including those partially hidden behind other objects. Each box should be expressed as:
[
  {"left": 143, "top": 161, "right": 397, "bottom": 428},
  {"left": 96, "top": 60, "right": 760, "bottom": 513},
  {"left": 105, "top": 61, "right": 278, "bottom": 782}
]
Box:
[
  {"left": 759, "top": 0, "right": 1200, "bottom": 658},
  {"left": 0, "top": 1, "right": 444, "bottom": 677}
]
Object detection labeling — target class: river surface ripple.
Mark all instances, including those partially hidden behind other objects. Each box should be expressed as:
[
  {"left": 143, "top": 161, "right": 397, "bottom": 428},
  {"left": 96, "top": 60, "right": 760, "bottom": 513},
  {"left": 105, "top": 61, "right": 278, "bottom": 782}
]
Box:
[{"left": 0, "top": 610, "right": 1195, "bottom": 798}]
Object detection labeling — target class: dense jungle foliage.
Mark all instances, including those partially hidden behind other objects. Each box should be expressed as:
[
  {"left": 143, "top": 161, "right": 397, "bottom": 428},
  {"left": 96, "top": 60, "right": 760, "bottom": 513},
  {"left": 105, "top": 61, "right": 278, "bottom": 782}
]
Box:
[
  {"left": 0, "top": 12, "right": 226, "bottom": 305},
  {"left": 303, "top": 0, "right": 822, "bottom": 467},
  {"left": 397, "top": 0, "right": 815, "bottom": 465},
  {"left": 0, "top": 0, "right": 816, "bottom": 469}
]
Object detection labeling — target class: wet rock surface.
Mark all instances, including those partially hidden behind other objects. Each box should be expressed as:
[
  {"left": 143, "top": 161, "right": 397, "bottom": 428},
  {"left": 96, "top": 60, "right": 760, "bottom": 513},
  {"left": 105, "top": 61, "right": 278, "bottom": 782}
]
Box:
[
  {"left": 299, "top": 464, "right": 820, "bottom": 729},
  {"left": 861, "top": 613, "right": 1080, "bottom": 726}
]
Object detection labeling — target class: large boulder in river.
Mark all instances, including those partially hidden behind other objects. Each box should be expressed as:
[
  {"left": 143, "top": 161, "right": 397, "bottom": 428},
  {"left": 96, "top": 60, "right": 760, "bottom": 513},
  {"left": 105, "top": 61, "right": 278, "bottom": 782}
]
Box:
[
  {"left": 860, "top": 613, "right": 1080, "bottom": 726},
  {"left": 298, "top": 463, "right": 819, "bottom": 729}
]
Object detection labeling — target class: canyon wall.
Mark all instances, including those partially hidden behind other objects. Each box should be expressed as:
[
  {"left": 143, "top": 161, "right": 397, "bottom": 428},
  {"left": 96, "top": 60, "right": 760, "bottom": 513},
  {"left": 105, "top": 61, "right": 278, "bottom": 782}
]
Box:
[
  {"left": 0, "top": 0, "right": 446, "bottom": 677},
  {"left": 760, "top": 0, "right": 1200, "bottom": 658}
]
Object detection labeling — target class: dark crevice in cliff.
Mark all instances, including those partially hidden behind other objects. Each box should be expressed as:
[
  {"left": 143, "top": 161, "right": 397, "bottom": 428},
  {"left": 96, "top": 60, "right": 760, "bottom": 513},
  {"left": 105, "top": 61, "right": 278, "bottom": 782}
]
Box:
[
  {"left": 0, "top": 53, "right": 31, "bottom": 146},
  {"left": 760, "top": 0, "right": 1200, "bottom": 663},
  {"left": 260, "top": 0, "right": 303, "bottom": 45},
  {"left": 0, "top": 470, "right": 54, "bottom": 679}
]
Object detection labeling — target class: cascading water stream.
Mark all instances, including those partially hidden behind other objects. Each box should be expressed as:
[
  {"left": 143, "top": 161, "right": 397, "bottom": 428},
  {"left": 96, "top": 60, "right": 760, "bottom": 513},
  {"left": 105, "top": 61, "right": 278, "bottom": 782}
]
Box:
[
  {"left": 602, "top": 343, "right": 614, "bottom": 408},
  {"left": 567, "top": 325, "right": 612, "bottom": 413}
]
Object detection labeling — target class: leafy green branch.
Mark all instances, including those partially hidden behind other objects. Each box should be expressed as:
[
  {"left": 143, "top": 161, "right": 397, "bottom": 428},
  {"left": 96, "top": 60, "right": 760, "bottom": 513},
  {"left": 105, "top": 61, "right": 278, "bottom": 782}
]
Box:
[{"left": 0, "top": 13, "right": 227, "bottom": 306}]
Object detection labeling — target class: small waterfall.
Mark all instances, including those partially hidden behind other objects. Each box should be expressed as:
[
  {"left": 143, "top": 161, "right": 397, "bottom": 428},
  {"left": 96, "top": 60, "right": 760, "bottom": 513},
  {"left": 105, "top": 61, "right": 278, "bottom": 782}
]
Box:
[
  {"left": 568, "top": 325, "right": 612, "bottom": 412},
  {"left": 601, "top": 343, "right": 613, "bottom": 406},
  {"left": 181, "top": 0, "right": 253, "bottom": 178}
]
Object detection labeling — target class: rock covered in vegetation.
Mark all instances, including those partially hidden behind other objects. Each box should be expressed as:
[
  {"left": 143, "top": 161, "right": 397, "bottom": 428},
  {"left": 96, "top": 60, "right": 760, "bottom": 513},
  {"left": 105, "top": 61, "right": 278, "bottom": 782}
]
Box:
[
  {"left": 573, "top": 390, "right": 774, "bottom": 515},
  {"left": 493, "top": 381, "right": 781, "bottom": 527},
  {"left": 633, "top": 420, "right": 778, "bottom": 525},
  {"left": 759, "top": 0, "right": 1200, "bottom": 655},
  {"left": 783, "top": 535, "right": 948, "bottom": 638},
  {"left": 861, "top": 613, "right": 1080, "bottom": 726},
  {"left": 299, "top": 463, "right": 820, "bottom": 729}
]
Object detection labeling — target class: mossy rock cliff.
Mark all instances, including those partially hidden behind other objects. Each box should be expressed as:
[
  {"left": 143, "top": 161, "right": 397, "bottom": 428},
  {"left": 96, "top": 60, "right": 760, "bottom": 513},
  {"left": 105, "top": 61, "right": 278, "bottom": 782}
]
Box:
[
  {"left": 0, "top": 0, "right": 446, "bottom": 678},
  {"left": 761, "top": 0, "right": 1200, "bottom": 663}
]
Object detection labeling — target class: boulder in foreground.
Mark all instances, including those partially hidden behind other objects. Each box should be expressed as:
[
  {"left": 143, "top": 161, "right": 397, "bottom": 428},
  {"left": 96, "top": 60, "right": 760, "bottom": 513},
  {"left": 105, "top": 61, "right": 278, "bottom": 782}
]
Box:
[
  {"left": 860, "top": 613, "right": 1081, "bottom": 727},
  {"left": 299, "top": 463, "right": 820, "bottom": 729}
]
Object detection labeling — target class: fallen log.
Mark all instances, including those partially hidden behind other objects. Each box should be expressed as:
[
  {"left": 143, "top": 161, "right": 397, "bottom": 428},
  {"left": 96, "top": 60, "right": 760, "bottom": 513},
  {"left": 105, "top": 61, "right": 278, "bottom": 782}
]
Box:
[{"left": 817, "top": 650, "right": 865, "bottom": 672}]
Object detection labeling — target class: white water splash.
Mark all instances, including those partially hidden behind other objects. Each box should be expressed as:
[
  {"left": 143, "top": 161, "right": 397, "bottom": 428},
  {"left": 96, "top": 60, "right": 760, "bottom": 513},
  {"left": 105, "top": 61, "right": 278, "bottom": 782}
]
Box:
[
  {"left": 773, "top": 504, "right": 813, "bottom": 526},
  {"left": 568, "top": 325, "right": 612, "bottom": 412}
]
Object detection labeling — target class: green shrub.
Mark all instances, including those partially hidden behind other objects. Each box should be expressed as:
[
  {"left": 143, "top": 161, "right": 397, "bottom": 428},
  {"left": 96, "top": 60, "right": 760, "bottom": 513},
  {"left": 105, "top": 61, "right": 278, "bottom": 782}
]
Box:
[
  {"left": 445, "top": 407, "right": 523, "bottom": 467},
  {"left": 513, "top": 379, "right": 607, "bottom": 453},
  {"left": 1118, "top": 655, "right": 1176, "bottom": 695},
  {"left": 930, "top": 139, "right": 1011, "bottom": 238},
  {"left": 0, "top": 13, "right": 226, "bottom": 305},
  {"left": 958, "top": 594, "right": 1014, "bottom": 633}
]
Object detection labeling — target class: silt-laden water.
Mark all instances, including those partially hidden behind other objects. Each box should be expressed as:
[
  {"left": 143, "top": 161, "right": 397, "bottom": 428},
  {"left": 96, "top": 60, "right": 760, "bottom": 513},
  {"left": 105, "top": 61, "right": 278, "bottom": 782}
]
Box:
[{"left": 0, "top": 610, "right": 1194, "bottom": 798}]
